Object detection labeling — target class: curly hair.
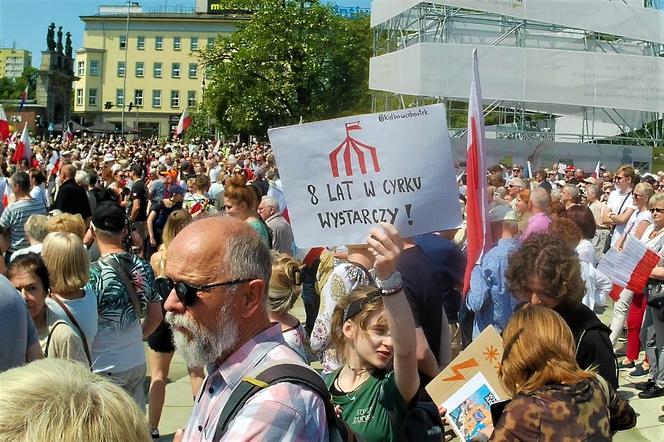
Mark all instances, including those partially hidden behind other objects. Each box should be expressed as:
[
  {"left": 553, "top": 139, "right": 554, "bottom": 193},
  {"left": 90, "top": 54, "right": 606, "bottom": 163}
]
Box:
[
  {"left": 548, "top": 200, "right": 566, "bottom": 219},
  {"left": 505, "top": 234, "right": 585, "bottom": 307}
]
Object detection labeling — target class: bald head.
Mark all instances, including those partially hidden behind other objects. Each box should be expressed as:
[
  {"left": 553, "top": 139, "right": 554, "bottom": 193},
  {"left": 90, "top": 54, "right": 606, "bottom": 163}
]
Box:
[{"left": 61, "top": 164, "right": 76, "bottom": 181}]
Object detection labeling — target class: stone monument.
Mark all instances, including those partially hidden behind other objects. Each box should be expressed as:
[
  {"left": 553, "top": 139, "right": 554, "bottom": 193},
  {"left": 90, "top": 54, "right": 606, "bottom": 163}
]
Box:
[{"left": 36, "top": 23, "right": 77, "bottom": 129}]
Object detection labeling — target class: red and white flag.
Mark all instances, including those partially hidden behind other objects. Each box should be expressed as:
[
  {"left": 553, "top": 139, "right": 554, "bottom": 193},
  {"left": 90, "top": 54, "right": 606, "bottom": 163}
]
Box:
[
  {"left": 0, "top": 105, "right": 9, "bottom": 140},
  {"left": 2, "top": 178, "right": 12, "bottom": 208},
  {"left": 592, "top": 160, "right": 601, "bottom": 178},
  {"left": 64, "top": 121, "right": 74, "bottom": 142},
  {"left": 598, "top": 236, "right": 660, "bottom": 297},
  {"left": 11, "top": 122, "right": 32, "bottom": 163},
  {"left": 463, "top": 49, "right": 492, "bottom": 294},
  {"left": 176, "top": 107, "right": 192, "bottom": 136}
]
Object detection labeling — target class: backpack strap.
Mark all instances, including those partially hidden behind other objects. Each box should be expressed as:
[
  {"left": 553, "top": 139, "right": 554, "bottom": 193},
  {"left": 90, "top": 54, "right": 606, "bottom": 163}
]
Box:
[{"left": 213, "top": 361, "right": 355, "bottom": 442}]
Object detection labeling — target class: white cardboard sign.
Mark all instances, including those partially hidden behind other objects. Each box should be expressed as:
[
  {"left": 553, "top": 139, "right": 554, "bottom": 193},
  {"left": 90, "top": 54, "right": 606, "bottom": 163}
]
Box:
[{"left": 268, "top": 104, "right": 462, "bottom": 248}]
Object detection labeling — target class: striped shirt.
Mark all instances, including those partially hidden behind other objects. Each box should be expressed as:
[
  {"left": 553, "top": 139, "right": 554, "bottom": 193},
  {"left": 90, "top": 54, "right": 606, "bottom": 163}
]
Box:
[
  {"left": 0, "top": 197, "right": 48, "bottom": 252},
  {"left": 184, "top": 323, "right": 328, "bottom": 442}
]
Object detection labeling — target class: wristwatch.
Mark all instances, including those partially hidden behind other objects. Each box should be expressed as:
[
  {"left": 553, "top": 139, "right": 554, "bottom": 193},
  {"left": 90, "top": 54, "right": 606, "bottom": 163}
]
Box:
[{"left": 376, "top": 271, "right": 403, "bottom": 296}]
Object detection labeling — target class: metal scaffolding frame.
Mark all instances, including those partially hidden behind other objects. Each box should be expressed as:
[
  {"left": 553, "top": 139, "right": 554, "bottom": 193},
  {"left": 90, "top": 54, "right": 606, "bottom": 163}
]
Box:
[{"left": 371, "top": 2, "right": 664, "bottom": 146}]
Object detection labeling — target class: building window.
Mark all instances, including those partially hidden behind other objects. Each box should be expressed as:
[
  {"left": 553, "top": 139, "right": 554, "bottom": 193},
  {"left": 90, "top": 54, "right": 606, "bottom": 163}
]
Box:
[
  {"left": 207, "top": 37, "right": 214, "bottom": 49},
  {"left": 134, "top": 90, "right": 143, "bottom": 107},
  {"left": 137, "top": 36, "right": 145, "bottom": 50},
  {"left": 116, "top": 89, "right": 124, "bottom": 107},
  {"left": 170, "top": 90, "right": 179, "bottom": 108},
  {"left": 117, "top": 61, "right": 125, "bottom": 77},
  {"left": 188, "top": 63, "right": 197, "bottom": 78},
  {"left": 173, "top": 36, "right": 181, "bottom": 50},
  {"left": 153, "top": 62, "right": 162, "bottom": 78},
  {"left": 77, "top": 61, "right": 85, "bottom": 76},
  {"left": 76, "top": 89, "right": 83, "bottom": 106},
  {"left": 90, "top": 60, "right": 99, "bottom": 76},
  {"left": 152, "top": 90, "right": 161, "bottom": 108},
  {"left": 171, "top": 63, "right": 181, "bottom": 78},
  {"left": 119, "top": 35, "right": 127, "bottom": 49},
  {"left": 155, "top": 36, "right": 163, "bottom": 50},
  {"left": 187, "top": 90, "right": 196, "bottom": 107},
  {"left": 89, "top": 88, "right": 98, "bottom": 106},
  {"left": 135, "top": 62, "right": 144, "bottom": 77},
  {"left": 190, "top": 37, "right": 199, "bottom": 51}
]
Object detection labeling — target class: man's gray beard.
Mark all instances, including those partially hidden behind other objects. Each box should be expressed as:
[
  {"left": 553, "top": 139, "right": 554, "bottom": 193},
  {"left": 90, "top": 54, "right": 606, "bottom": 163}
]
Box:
[{"left": 166, "top": 308, "right": 239, "bottom": 367}]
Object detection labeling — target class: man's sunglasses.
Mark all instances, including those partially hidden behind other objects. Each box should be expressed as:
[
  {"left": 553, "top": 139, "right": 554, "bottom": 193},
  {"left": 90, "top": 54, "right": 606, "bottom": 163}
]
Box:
[{"left": 153, "top": 276, "right": 252, "bottom": 306}]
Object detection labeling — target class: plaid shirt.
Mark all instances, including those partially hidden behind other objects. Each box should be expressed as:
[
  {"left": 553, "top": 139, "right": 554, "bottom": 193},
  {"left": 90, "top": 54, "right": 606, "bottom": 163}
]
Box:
[{"left": 184, "top": 323, "right": 329, "bottom": 442}]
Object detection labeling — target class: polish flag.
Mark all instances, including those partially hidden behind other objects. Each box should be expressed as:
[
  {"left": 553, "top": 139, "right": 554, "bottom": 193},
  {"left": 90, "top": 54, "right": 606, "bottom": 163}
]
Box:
[
  {"left": 11, "top": 122, "right": 32, "bottom": 163},
  {"left": 598, "top": 236, "right": 661, "bottom": 297},
  {"left": 0, "top": 105, "right": 9, "bottom": 140},
  {"left": 18, "top": 85, "right": 28, "bottom": 111},
  {"left": 64, "top": 121, "right": 74, "bottom": 142},
  {"left": 463, "top": 49, "right": 492, "bottom": 294},
  {"left": 592, "top": 160, "right": 601, "bottom": 179},
  {"left": 176, "top": 107, "right": 192, "bottom": 136}
]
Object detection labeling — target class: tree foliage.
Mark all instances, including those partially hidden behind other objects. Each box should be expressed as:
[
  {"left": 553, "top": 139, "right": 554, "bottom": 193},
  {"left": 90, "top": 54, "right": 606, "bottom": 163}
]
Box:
[
  {"left": 200, "top": 0, "right": 372, "bottom": 135},
  {"left": 0, "top": 66, "right": 39, "bottom": 101}
]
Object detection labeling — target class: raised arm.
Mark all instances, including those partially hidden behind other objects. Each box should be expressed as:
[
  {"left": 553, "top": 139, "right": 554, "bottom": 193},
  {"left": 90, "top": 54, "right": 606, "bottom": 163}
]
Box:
[{"left": 367, "top": 223, "right": 419, "bottom": 403}]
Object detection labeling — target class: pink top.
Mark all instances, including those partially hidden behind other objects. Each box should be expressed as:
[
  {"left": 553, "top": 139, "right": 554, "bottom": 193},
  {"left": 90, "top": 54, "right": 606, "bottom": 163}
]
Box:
[{"left": 522, "top": 212, "right": 551, "bottom": 240}]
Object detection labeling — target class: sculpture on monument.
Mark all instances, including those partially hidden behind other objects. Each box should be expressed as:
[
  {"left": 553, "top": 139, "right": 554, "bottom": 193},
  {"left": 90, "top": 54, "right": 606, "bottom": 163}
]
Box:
[
  {"left": 47, "top": 23, "right": 56, "bottom": 51},
  {"left": 56, "top": 26, "right": 63, "bottom": 53},
  {"left": 65, "top": 32, "right": 72, "bottom": 58}
]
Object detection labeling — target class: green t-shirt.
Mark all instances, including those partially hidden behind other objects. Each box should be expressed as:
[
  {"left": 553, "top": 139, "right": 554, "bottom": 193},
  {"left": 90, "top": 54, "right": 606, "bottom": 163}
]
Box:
[{"left": 325, "top": 369, "right": 409, "bottom": 442}]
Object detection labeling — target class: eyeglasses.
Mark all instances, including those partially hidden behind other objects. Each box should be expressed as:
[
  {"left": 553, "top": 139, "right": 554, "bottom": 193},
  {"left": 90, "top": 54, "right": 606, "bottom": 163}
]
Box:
[
  {"left": 153, "top": 276, "right": 253, "bottom": 306},
  {"left": 650, "top": 208, "right": 664, "bottom": 214}
]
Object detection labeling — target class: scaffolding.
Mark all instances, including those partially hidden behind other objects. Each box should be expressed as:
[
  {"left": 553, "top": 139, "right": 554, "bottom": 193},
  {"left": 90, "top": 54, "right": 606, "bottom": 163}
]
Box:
[{"left": 370, "top": 1, "right": 664, "bottom": 147}]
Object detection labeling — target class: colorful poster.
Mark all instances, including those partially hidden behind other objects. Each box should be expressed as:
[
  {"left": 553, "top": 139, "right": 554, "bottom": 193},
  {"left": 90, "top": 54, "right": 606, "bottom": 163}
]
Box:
[{"left": 443, "top": 372, "right": 500, "bottom": 441}]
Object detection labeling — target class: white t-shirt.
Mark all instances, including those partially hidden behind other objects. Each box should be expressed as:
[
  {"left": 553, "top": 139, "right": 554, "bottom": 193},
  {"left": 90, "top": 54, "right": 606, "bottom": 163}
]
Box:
[
  {"left": 607, "top": 189, "right": 634, "bottom": 247},
  {"left": 47, "top": 285, "right": 98, "bottom": 355},
  {"left": 623, "top": 208, "right": 653, "bottom": 242}
]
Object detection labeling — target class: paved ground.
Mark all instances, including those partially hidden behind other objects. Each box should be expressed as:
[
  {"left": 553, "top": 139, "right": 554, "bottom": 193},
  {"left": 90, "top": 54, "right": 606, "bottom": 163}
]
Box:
[{"left": 147, "top": 299, "right": 664, "bottom": 441}]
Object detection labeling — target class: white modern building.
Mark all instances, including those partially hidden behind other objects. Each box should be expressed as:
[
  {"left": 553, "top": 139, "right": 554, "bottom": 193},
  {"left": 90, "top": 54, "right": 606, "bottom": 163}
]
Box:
[{"left": 370, "top": 0, "right": 664, "bottom": 170}]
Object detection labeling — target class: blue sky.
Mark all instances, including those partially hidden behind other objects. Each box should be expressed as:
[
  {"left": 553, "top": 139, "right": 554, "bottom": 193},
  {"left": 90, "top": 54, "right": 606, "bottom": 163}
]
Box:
[{"left": 0, "top": 0, "right": 372, "bottom": 68}]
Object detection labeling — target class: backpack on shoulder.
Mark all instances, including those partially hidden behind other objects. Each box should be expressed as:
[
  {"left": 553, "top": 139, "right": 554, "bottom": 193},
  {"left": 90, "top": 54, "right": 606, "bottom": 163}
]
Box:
[{"left": 213, "top": 361, "right": 359, "bottom": 442}]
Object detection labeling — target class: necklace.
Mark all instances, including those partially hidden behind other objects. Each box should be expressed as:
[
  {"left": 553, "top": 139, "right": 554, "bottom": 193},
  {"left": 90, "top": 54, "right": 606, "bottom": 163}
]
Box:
[{"left": 650, "top": 226, "right": 664, "bottom": 240}]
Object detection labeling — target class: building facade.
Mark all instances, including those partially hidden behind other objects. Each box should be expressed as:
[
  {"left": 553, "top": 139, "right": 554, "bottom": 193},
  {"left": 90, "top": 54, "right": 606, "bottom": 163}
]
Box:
[
  {"left": 74, "top": 5, "right": 247, "bottom": 137},
  {"left": 0, "top": 48, "right": 32, "bottom": 79}
]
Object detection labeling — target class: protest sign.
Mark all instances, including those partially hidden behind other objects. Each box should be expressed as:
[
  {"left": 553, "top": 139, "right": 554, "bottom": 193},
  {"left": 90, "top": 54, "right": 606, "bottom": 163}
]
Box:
[
  {"left": 268, "top": 104, "right": 462, "bottom": 248},
  {"left": 426, "top": 325, "right": 508, "bottom": 441}
]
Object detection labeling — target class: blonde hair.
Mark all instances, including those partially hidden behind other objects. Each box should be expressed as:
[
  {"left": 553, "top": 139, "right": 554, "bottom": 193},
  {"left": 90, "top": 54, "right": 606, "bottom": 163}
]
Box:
[
  {"left": 24, "top": 214, "right": 49, "bottom": 242},
  {"left": 268, "top": 252, "right": 303, "bottom": 315},
  {"left": 46, "top": 213, "right": 87, "bottom": 240},
  {"left": 499, "top": 305, "right": 594, "bottom": 396},
  {"left": 161, "top": 209, "right": 193, "bottom": 247},
  {"left": 0, "top": 358, "right": 151, "bottom": 442},
  {"left": 330, "top": 285, "right": 385, "bottom": 363},
  {"left": 41, "top": 232, "right": 90, "bottom": 295}
]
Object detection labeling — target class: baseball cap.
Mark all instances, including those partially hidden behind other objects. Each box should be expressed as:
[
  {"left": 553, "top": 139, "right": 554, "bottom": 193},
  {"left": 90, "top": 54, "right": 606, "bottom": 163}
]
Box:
[
  {"left": 103, "top": 153, "right": 115, "bottom": 162},
  {"left": 583, "top": 177, "right": 597, "bottom": 184},
  {"left": 488, "top": 204, "right": 517, "bottom": 223},
  {"left": 92, "top": 202, "right": 126, "bottom": 233},
  {"left": 566, "top": 165, "right": 576, "bottom": 171},
  {"left": 554, "top": 180, "right": 566, "bottom": 187}
]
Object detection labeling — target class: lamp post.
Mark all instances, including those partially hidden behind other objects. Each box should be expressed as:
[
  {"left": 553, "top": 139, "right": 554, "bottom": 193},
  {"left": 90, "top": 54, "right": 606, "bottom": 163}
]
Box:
[{"left": 120, "top": 1, "right": 138, "bottom": 137}]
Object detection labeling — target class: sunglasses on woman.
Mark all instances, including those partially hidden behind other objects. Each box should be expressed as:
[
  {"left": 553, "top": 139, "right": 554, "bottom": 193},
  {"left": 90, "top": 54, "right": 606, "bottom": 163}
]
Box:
[
  {"left": 650, "top": 208, "right": 664, "bottom": 214},
  {"left": 153, "top": 276, "right": 252, "bottom": 306}
]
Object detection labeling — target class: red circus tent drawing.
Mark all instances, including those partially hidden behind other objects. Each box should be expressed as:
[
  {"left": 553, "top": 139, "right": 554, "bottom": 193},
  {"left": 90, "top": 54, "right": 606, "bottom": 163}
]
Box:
[{"left": 328, "top": 121, "right": 380, "bottom": 178}]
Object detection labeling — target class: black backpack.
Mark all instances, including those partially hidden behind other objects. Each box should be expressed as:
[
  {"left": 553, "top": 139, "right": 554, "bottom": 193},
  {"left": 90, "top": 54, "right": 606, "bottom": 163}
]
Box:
[{"left": 213, "top": 361, "right": 360, "bottom": 442}]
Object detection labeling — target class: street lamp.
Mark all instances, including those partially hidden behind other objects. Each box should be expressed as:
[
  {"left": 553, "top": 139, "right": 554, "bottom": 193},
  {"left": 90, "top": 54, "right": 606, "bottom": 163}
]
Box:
[{"left": 120, "top": 1, "right": 139, "bottom": 137}]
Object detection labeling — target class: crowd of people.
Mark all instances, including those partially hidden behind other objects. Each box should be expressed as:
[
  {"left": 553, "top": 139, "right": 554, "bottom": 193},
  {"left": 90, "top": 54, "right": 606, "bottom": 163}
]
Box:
[{"left": 0, "top": 132, "right": 660, "bottom": 441}]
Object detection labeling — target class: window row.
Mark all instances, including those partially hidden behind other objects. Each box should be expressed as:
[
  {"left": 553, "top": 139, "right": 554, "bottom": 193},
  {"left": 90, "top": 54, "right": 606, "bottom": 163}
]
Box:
[
  {"left": 116, "top": 61, "right": 199, "bottom": 79},
  {"left": 76, "top": 88, "right": 196, "bottom": 108},
  {"left": 77, "top": 60, "right": 100, "bottom": 76},
  {"left": 119, "top": 35, "right": 214, "bottom": 51}
]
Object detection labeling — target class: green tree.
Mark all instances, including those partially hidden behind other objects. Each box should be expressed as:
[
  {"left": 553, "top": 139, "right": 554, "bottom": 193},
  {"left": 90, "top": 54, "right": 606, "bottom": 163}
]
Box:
[
  {"left": 0, "top": 66, "right": 40, "bottom": 103},
  {"left": 183, "top": 106, "right": 214, "bottom": 142},
  {"left": 200, "top": 0, "right": 371, "bottom": 135}
]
